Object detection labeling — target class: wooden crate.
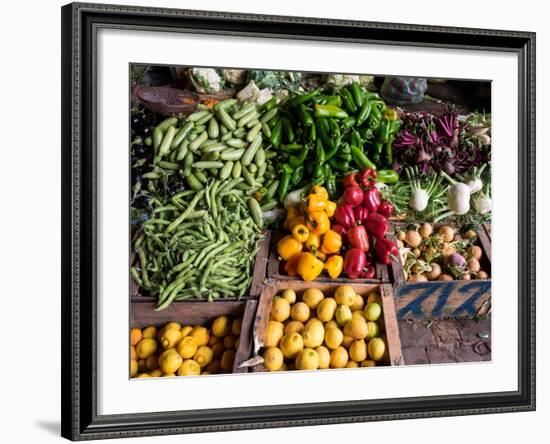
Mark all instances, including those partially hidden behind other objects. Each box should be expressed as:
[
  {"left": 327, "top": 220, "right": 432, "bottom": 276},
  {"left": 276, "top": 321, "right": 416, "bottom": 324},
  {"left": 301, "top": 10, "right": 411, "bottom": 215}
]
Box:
[
  {"left": 130, "top": 231, "right": 271, "bottom": 302},
  {"left": 249, "top": 280, "right": 404, "bottom": 371},
  {"left": 131, "top": 299, "right": 257, "bottom": 373},
  {"left": 389, "top": 225, "right": 492, "bottom": 319},
  {"left": 266, "top": 230, "right": 391, "bottom": 284}
]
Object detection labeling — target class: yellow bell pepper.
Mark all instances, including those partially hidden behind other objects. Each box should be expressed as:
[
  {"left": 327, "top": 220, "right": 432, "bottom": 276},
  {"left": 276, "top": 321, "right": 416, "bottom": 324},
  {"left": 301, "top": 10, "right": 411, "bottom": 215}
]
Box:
[
  {"left": 320, "top": 229, "right": 342, "bottom": 254},
  {"left": 306, "top": 211, "right": 330, "bottom": 236},
  {"left": 284, "top": 252, "right": 304, "bottom": 277},
  {"left": 277, "top": 235, "right": 303, "bottom": 261},
  {"left": 315, "top": 250, "right": 327, "bottom": 261},
  {"left": 305, "top": 232, "right": 321, "bottom": 253},
  {"left": 324, "top": 201, "right": 337, "bottom": 218},
  {"left": 310, "top": 185, "right": 329, "bottom": 200},
  {"left": 324, "top": 255, "right": 343, "bottom": 279},
  {"left": 291, "top": 224, "right": 310, "bottom": 243},
  {"left": 307, "top": 193, "right": 327, "bottom": 213},
  {"left": 288, "top": 216, "right": 306, "bottom": 230},
  {"left": 283, "top": 207, "right": 301, "bottom": 230},
  {"left": 297, "top": 253, "right": 324, "bottom": 282}
]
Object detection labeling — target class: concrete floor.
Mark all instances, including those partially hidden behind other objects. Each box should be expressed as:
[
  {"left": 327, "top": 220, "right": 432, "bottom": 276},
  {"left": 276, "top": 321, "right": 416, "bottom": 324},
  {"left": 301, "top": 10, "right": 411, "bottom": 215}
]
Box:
[{"left": 398, "top": 318, "right": 491, "bottom": 365}]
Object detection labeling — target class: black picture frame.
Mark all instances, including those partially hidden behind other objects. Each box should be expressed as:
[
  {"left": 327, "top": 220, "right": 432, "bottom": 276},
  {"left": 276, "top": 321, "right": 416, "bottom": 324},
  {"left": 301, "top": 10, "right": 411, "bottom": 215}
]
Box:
[{"left": 61, "top": 2, "right": 536, "bottom": 440}]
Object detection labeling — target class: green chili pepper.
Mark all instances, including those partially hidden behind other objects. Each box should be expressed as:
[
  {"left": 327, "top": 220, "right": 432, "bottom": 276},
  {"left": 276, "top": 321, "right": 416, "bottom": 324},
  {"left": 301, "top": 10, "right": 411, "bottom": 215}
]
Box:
[
  {"left": 378, "top": 120, "right": 391, "bottom": 143},
  {"left": 384, "top": 139, "right": 393, "bottom": 166},
  {"left": 291, "top": 88, "right": 320, "bottom": 106},
  {"left": 281, "top": 143, "right": 304, "bottom": 153},
  {"left": 261, "top": 96, "right": 277, "bottom": 111},
  {"left": 351, "top": 130, "right": 362, "bottom": 148},
  {"left": 337, "top": 153, "right": 352, "bottom": 162},
  {"left": 350, "top": 82, "right": 363, "bottom": 108},
  {"left": 313, "top": 104, "right": 349, "bottom": 119},
  {"left": 351, "top": 145, "right": 377, "bottom": 170},
  {"left": 281, "top": 117, "right": 295, "bottom": 143},
  {"left": 328, "top": 158, "right": 349, "bottom": 171},
  {"left": 289, "top": 146, "right": 309, "bottom": 168},
  {"left": 376, "top": 169, "right": 399, "bottom": 184},
  {"left": 329, "top": 119, "right": 341, "bottom": 139},
  {"left": 313, "top": 163, "right": 324, "bottom": 178},
  {"left": 341, "top": 116, "right": 356, "bottom": 129},
  {"left": 356, "top": 102, "right": 372, "bottom": 126},
  {"left": 299, "top": 104, "right": 314, "bottom": 127},
  {"left": 340, "top": 143, "right": 351, "bottom": 155},
  {"left": 291, "top": 165, "right": 304, "bottom": 186},
  {"left": 315, "top": 138, "right": 326, "bottom": 163},
  {"left": 315, "top": 95, "right": 341, "bottom": 107},
  {"left": 270, "top": 119, "right": 282, "bottom": 146},
  {"left": 325, "top": 173, "right": 337, "bottom": 199},
  {"left": 307, "top": 123, "right": 316, "bottom": 143},
  {"left": 277, "top": 164, "right": 293, "bottom": 201},
  {"left": 374, "top": 141, "right": 383, "bottom": 154},
  {"left": 339, "top": 87, "right": 357, "bottom": 113}
]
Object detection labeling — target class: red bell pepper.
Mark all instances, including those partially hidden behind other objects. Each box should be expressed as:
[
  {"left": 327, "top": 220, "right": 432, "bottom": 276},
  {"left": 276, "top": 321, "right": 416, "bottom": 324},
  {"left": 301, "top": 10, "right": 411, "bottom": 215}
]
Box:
[
  {"left": 365, "top": 212, "right": 388, "bottom": 239},
  {"left": 333, "top": 204, "right": 355, "bottom": 229},
  {"left": 344, "top": 248, "right": 367, "bottom": 279},
  {"left": 363, "top": 186, "right": 381, "bottom": 212},
  {"left": 374, "top": 238, "right": 399, "bottom": 264},
  {"left": 348, "top": 225, "right": 370, "bottom": 252},
  {"left": 377, "top": 200, "right": 394, "bottom": 218},
  {"left": 342, "top": 172, "right": 359, "bottom": 188},
  {"left": 360, "top": 264, "right": 376, "bottom": 279},
  {"left": 358, "top": 168, "right": 377, "bottom": 187},
  {"left": 343, "top": 186, "right": 364, "bottom": 207},
  {"left": 354, "top": 206, "right": 369, "bottom": 225}
]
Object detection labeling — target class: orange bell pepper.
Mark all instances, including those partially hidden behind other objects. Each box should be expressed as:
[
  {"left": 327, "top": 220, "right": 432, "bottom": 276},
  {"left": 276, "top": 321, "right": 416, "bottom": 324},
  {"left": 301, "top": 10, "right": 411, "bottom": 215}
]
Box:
[
  {"left": 306, "top": 211, "right": 330, "bottom": 235},
  {"left": 324, "top": 255, "right": 344, "bottom": 279},
  {"left": 324, "top": 201, "right": 337, "bottom": 218},
  {"left": 306, "top": 193, "right": 327, "bottom": 213},
  {"left": 310, "top": 185, "right": 329, "bottom": 200},
  {"left": 305, "top": 232, "right": 321, "bottom": 253},
  {"left": 277, "top": 235, "right": 303, "bottom": 261},
  {"left": 291, "top": 224, "right": 310, "bottom": 243},
  {"left": 320, "top": 229, "right": 342, "bottom": 254},
  {"left": 297, "top": 253, "right": 324, "bottom": 282},
  {"left": 284, "top": 252, "right": 304, "bottom": 277}
]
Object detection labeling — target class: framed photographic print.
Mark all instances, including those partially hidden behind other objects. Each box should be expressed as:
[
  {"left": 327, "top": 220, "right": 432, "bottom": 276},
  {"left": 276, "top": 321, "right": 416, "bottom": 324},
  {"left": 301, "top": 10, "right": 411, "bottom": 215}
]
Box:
[{"left": 61, "top": 2, "right": 536, "bottom": 440}]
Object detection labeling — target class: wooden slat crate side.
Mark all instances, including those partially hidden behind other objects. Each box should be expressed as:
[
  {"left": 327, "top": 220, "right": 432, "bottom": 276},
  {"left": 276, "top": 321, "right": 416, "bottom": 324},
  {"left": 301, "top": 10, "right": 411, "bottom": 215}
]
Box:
[
  {"left": 130, "top": 232, "right": 271, "bottom": 302},
  {"left": 267, "top": 230, "right": 391, "bottom": 284},
  {"left": 483, "top": 223, "right": 492, "bottom": 240},
  {"left": 130, "top": 299, "right": 254, "bottom": 373},
  {"left": 251, "top": 280, "right": 403, "bottom": 371},
  {"left": 390, "top": 224, "right": 492, "bottom": 319}
]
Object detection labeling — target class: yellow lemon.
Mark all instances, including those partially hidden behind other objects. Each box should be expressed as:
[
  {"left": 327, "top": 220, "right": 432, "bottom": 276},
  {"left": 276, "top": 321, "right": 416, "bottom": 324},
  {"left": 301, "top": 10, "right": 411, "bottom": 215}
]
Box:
[
  {"left": 212, "top": 316, "right": 231, "bottom": 337},
  {"left": 150, "top": 369, "right": 163, "bottom": 377},
  {"left": 162, "top": 373, "right": 175, "bottom": 378},
  {"left": 284, "top": 321, "right": 304, "bottom": 335},
  {"left": 361, "top": 360, "right": 376, "bottom": 367},
  {"left": 180, "top": 325, "right": 193, "bottom": 338},
  {"left": 212, "top": 343, "right": 225, "bottom": 358},
  {"left": 302, "top": 288, "right": 324, "bottom": 309},
  {"left": 334, "top": 285, "right": 356, "bottom": 307},
  {"left": 345, "top": 361, "right": 359, "bottom": 368},
  {"left": 315, "top": 346, "right": 330, "bottom": 369},
  {"left": 136, "top": 338, "right": 157, "bottom": 359},
  {"left": 295, "top": 348, "right": 320, "bottom": 370},
  {"left": 130, "top": 328, "right": 142, "bottom": 346},
  {"left": 364, "top": 302, "right": 382, "bottom": 321},
  {"left": 366, "top": 321, "right": 380, "bottom": 339},
  {"left": 302, "top": 319, "right": 324, "bottom": 348},
  {"left": 349, "top": 339, "right": 367, "bottom": 362},
  {"left": 349, "top": 317, "right": 369, "bottom": 339},
  {"left": 335, "top": 305, "right": 352, "bottom": 326},
  {"left": 206, "top": 359, "right": 221, "bottom": 374},
  {"left": 271, "top": 297, "right": 291, "bottom": 322},
  {"left": 350, "top": 294, "right": 365, "bottom": 311},
  {"left": 177, "top": 336, "right": 198, "bottom": 359},
  {"left": 130, "top": 345, "right": 137, "bottom": 360},
  {"left": 316, "top": 297, "right": 337, "bottom": 322},
  {"left": 281, "top": 289, "right": 297, "bottom": 304},
  {"left": 329, "top": 346, "right": 349, "bottom": 368},
  {"left": 368, "top": 338, "right": 386, "bottom": 361},
  {"left": 160, "top": 328, "right": 182, "bottom": 349},
  {"left": 190, "top": 326, "right": 209, "bottom": 346},
  {"left": 177, "top": 359, "right": 200, "bottom": 376},
  {"left": 208, "top": 335, "right": 222, "bottom": 347},
  {"left": 136, "top": 373, "right": 150, "bottom": 378},
  {"left": 142, "top": 326, "right": 157, "bottom": 339},
  {"left": 164, "top": 322, "right": 182, "bottom": 331},
  {"left": 325, "top": 320, "right": 339, "bottom": 330},
  {"left": 194, "top": 346, "right": 214, "bottom": 368},
  {"left": 231, "top": 318, "right": 242, "bottom": 336},
  {"left": 220, "top": 350, "right": 236, "bottom": 372},
  {"left": 280, "top": 333, "right": 304, "bottom": 359},
  {"left": 263, "top": 347, "right": 284, "bottom": 371},
  {"left": 324, "top": 327, "right": 344, "bottom": 349},
  {"left": 291, "top": 302, "right": 310, "bottom": 323},
  {"left": 367, "top": 292, "right": 381, "bottom": 305},
  {"left": 264, "top": 320, "right": 284, "bottom": 347},
  {"left": 159, "top": 349, "right": 183, "bottom": 374},
  {"left": 351, "top": 310, "right": 366, "bottom": 321},
  {"left": 130, "top": 359, "right": 138, "bottom": 377},
  {"left": 223, "top": 335, "right": 236, "bottom": 350}
]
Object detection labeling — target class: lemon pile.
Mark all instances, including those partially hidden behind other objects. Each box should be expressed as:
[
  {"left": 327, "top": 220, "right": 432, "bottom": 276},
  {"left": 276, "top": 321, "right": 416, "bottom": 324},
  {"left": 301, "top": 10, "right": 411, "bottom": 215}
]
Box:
[
  {"left": 130, "top": 316, "right": 242, "bottom": 378},
  {"left": 261, "top": 285, "right": 387, "bottom": 371}
]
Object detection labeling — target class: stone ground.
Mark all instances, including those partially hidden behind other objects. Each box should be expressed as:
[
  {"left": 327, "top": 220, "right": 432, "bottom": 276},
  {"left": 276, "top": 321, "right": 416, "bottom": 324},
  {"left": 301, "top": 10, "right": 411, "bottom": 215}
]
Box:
[{"left": 398, "top": 318, "right": 491, "bottom": 365}]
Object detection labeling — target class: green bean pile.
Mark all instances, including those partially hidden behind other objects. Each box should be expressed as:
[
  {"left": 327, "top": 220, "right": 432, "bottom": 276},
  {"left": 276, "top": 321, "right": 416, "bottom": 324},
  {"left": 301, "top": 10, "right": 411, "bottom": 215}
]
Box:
[
  {"left": 131, "top": 178, "right": 264, "bottom": 310},
  {"left": 146, "top": 98, "right": 281, "bottom": 210}
]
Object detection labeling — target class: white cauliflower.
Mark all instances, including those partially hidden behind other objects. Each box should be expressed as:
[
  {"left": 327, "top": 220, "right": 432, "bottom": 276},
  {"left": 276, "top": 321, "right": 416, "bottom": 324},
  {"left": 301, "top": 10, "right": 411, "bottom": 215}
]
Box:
[
  {"left": 236, "top": 80, "right": 260, "bottom": 102},
  {"left": 256, "top": 88, "right": 273, "bottom": 105},
  {"left": 222, "top": 69, "right": 247, "bottom": 85},
  {"left": 190, "top": 68, "right": 221, "bottom": 93},
  {"left": 324, "top": 74, "right": 360, "bottom": 88}
]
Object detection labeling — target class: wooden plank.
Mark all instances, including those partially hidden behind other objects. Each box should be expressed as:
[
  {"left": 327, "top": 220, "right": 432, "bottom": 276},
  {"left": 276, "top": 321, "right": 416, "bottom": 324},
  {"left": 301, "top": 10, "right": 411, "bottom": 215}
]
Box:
[
  {"left": 250, "top": 279, "right": 402, "bottom": 371},
  {"left": 234, "top": 299, "right": 258, "bottom": 373}
]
